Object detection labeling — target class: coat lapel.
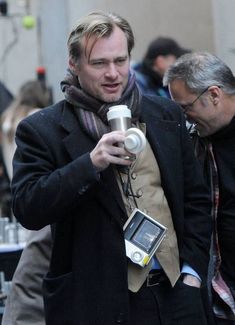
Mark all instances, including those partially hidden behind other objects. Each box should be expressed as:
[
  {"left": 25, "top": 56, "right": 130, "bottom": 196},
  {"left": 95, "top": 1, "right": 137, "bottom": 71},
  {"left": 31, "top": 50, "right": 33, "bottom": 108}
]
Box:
[
  {"left": 141, "top": 108, "right": 182, "bottom": 202},
  {"left": 60, "top": 103, "right": 127, "bottom": 225},
  {"left": 60, "top": 103, "right": 95, "bottom": 160},
  {"left": 98, "top": 167, "right": 128, "bottom": 221}
]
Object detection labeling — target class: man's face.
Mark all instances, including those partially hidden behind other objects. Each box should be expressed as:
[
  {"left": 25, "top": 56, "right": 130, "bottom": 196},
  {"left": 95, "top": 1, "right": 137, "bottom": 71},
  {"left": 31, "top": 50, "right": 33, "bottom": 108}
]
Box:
[
  {"left": 169, "top": 79, "right": 224, "bottom": 137},
  {"left": 71, "top": 26, "right": 130, "bottom": 103}
]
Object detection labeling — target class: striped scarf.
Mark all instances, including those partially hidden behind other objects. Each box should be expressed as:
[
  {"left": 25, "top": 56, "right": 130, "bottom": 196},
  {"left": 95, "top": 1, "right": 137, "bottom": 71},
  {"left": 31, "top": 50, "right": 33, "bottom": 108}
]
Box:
[{"left": 61, "top": 69, "right": 141, "bottom": 141}]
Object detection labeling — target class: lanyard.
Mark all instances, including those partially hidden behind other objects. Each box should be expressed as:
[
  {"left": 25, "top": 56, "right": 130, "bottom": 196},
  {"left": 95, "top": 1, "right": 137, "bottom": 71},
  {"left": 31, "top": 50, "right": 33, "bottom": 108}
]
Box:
[{"left": 117, "top": 166, "right": 139, "bottom": 211}]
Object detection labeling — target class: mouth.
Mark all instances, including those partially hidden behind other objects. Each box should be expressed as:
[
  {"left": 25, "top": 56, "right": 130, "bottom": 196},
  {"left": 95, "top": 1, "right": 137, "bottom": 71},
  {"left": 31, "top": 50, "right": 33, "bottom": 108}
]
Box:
[{"left": 102, "top": 83, "right": 120, "bottom": 92}]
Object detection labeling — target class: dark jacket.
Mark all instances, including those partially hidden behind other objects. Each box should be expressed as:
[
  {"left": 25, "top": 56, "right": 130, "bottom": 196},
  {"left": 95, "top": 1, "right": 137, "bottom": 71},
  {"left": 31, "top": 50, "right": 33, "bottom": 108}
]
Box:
[
  {"left": 132, "top": 63, "right": 170, "bottom": 98},
  {"left": 11, "top": 96, "right": 211, "bottom": 324},
  {"left": 0, "top": 81, "right": 13, "bottom": 113}
]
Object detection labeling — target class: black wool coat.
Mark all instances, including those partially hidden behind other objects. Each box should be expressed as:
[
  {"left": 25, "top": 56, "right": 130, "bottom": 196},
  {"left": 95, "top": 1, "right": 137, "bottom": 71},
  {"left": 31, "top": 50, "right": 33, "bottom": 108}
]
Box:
[{"left": 11, "top": 95, "right": 212, "bottom": 324}]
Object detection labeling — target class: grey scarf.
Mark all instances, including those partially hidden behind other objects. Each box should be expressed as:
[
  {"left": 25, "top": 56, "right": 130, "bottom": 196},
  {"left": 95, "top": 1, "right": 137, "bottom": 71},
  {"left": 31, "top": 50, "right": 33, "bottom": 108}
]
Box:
[{"left": 61, "top": 69, "right": 141, "bottom": 141}]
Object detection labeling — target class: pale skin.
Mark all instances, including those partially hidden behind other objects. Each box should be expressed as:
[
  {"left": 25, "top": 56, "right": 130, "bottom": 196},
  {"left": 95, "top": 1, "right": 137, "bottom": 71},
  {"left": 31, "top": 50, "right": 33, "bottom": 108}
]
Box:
[
  {"left": 70, "top": 27, "right": 201, "bottom": 288},
  {"left": 169, "top": 79, "right": 235, "bottom": 138},
  {"left": 69, "top": 26, "right": 133, "bottom": 171},
  {"left": 90, "top": 130, "right": 134, "bottom": 172}
]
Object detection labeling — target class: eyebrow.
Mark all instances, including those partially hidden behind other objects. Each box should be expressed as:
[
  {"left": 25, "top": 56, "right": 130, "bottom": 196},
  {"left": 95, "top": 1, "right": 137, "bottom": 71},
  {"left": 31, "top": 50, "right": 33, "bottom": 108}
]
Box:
[{"left": 89, "top": 55, "right": 128, "bottom": 63}]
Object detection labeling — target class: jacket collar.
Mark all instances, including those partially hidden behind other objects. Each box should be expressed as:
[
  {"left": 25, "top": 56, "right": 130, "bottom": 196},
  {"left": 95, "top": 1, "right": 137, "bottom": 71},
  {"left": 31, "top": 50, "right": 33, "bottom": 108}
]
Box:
[{"left": 60, "top": 101, "right": 127, "bottom": 225}]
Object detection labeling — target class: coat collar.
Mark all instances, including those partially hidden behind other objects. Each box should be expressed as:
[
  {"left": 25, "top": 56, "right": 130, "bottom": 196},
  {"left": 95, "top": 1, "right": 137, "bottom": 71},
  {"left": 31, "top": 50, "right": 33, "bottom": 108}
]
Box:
[
  {"left": 59, "top": 101, "right": 127, "bottom": 225},
  {"left": 140, "top": 100, "right": 182, "bottom": 203},
  {"left": 60, "top": 101, "right": 95, "bottom": 160}
]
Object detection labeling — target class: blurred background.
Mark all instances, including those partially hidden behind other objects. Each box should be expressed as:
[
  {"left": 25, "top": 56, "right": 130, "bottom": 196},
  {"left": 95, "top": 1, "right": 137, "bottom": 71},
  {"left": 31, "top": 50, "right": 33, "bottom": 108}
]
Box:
[{"left": 0, "top": 0, "right": 235, "bottom": 102}]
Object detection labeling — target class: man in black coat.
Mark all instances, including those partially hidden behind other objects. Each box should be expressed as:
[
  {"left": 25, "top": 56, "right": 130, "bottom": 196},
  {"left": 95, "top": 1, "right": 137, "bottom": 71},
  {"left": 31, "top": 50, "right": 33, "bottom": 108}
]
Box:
[
  {"left": 11, "top": 11, "right": 211, "bottom": 325},
  {"left": 164, "top": 51, "right": 235, "bottom": 325}
]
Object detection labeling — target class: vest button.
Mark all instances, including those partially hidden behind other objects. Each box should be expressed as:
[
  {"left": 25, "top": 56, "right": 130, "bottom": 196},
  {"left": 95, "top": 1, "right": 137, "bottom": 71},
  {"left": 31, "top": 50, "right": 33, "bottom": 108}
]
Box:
[
  {"left": 136, "top": 189, "right": 143, "bottom": 197},
  {"left": 131, "top": 172, "right": 137, "bottom": 179}
]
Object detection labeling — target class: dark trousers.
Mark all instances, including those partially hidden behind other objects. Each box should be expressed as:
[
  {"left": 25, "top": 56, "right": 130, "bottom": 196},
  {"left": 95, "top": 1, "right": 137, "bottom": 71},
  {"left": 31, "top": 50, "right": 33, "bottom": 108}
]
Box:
[
  {"left": 129, "top": 276, "right": 208, "bottom": 325},
  {"left": 215, "top": 319, "right": 235, "bottom": 325}
]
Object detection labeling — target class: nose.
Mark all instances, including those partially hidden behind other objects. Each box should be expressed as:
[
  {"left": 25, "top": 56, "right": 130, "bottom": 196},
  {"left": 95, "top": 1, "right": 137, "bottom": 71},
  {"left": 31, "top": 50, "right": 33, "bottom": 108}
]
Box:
[{"left": 105, "top": 63, "right": 118, "bottom": 79}]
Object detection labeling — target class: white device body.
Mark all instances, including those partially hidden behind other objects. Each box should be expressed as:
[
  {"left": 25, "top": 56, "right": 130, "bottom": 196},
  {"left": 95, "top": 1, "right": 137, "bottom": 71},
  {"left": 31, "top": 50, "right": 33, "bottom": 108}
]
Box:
[
  {"left": 107, "top": 105, "right": 146, "bottom": 154},
  {"left": 123, "top": 209, "right": 167, "bottom": 267}
]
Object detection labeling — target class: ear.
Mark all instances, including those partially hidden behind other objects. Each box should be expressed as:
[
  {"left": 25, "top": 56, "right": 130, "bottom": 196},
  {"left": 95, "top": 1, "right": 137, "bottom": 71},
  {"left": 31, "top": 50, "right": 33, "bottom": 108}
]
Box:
[
  {"left": 208, "top": 85, "right": 221, "bottom": 105},
  {"left": 68, "top": 58, "right": 78, "bottom": 74}
]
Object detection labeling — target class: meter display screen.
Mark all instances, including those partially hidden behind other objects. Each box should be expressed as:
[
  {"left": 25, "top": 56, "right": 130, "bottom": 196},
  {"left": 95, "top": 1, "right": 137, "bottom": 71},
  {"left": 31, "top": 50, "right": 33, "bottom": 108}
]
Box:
[{"left": 132, "top": 219, "right": 161, "bottom": 253}]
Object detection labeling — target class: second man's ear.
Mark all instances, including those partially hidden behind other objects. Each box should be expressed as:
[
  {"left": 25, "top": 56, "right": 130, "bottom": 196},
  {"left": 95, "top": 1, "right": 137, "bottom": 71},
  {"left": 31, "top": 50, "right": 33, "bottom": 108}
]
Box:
[{"left": 208, "top": 86, "right": 220, "bottom": 105}]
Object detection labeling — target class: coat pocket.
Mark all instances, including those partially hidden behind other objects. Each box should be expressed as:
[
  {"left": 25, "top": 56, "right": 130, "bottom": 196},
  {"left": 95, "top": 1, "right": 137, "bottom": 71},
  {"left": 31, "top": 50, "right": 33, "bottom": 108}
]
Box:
[{"left": 43, "top": 271, "right": 73, "bottom": 324}]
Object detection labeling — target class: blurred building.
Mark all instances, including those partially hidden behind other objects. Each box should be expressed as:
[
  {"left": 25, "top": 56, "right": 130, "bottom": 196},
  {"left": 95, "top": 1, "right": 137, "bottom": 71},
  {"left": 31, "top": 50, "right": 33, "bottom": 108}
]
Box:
[{"left": 0, "top": 0, "right": 234, "bottom": 102}]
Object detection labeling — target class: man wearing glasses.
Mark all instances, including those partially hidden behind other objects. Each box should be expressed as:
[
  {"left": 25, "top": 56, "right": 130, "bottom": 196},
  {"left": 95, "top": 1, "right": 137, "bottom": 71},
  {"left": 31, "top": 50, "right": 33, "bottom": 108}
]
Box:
[{"left": 163, "top": 51, "right": 235, "bottom": 325}]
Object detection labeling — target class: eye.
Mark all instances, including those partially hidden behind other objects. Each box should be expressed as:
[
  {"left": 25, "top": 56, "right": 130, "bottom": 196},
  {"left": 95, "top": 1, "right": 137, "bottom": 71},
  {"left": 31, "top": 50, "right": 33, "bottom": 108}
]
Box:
[
  {"left": 91, "top": 61, "right": 105, "bottom": 67},
  {"left": 115, "top": 58, "right": 127, "bottom": 65}
]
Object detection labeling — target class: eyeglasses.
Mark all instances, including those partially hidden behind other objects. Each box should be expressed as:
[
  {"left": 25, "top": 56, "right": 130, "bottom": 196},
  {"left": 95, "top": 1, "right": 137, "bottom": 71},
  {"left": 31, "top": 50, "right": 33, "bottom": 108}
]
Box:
[{"left": 180, "top": 87, "right": 209, "bottom": 113}]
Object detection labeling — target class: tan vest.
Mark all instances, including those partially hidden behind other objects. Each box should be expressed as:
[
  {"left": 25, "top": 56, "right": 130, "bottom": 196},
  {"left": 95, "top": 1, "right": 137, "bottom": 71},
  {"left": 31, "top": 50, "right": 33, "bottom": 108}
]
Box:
[{"left": 116, "top": 123, "right": 180, "bottom": 292}]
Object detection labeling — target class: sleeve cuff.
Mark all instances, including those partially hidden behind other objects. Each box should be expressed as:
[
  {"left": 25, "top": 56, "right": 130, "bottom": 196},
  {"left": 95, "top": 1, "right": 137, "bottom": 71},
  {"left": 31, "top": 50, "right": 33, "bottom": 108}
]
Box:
[{"left": 181, "top": 263, "right": 201, "bottom": 281}]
